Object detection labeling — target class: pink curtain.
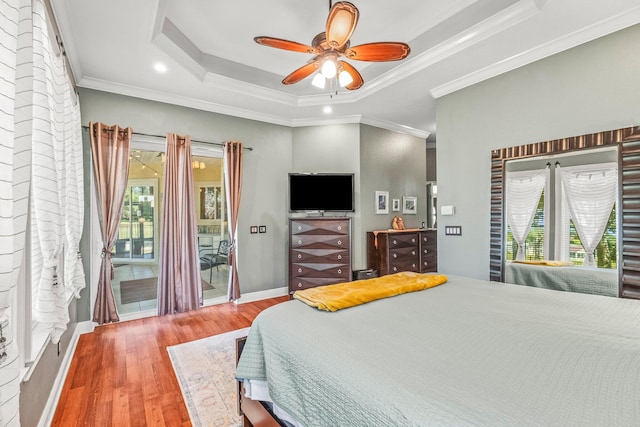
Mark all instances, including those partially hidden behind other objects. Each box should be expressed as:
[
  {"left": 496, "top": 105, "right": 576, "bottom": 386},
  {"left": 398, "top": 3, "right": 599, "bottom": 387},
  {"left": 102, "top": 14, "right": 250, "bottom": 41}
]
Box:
[
  {"left": 89, "top": 122, "right": 132, "bottom": 324},
  {"left": 157, "top": 133, "right": 201, "bottom": 315},
  {"left": 224, "top": 141, "right": 244, "bottom": 301}
]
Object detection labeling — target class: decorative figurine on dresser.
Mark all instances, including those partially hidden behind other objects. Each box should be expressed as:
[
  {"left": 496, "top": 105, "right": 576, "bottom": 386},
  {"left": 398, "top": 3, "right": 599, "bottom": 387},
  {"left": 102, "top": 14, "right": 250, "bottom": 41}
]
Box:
[
  {"left": 289, "top": 217, "right": 352, "bottom": 294},
  {"left": 367, "top": 228, "right": 437, "bottom": 276}
]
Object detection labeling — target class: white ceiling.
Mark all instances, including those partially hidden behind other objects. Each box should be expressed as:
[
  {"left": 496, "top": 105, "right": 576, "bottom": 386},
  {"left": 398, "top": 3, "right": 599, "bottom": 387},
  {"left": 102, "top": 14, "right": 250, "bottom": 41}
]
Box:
[{"left": 51, "top": 0, "right": 640, "bottom": 140}]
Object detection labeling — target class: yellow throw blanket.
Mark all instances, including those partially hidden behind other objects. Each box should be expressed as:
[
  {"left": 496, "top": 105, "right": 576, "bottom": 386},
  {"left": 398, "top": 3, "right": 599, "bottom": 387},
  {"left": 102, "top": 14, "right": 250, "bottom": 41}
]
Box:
[
  {"left": 511, "top": 260, "right": 574, "bottom": 267},
  {"left": 293, "top": 271, "right": 448, "bottom": 312}
]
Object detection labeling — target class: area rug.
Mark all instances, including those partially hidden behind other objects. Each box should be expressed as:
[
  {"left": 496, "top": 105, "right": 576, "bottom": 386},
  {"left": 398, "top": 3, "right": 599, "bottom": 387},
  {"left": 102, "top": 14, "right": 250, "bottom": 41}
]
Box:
[
  {"left": 119, "top": 277, "right": 214, "bottom": 304},
  {"left": 167, "top": 327, "right": 250, "bottom": 427}
]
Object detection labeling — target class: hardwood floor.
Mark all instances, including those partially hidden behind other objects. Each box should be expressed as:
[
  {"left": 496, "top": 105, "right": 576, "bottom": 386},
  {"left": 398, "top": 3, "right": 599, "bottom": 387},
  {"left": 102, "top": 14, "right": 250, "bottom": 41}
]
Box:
[{"left": 51, "top": 296, "right": 288, "bottom": 427}]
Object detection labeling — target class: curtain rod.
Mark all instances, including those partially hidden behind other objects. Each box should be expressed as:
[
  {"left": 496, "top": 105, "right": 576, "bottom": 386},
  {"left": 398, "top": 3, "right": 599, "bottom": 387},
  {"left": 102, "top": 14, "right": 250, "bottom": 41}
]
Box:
[{"left": 82, "top": 126, "right": 253, "bottom": 151}]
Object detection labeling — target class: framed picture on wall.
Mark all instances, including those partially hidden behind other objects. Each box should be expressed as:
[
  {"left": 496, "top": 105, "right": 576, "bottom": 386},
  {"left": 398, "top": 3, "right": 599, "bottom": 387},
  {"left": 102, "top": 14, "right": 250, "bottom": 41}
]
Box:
[
  {"left": 392, "top": 199, "right": 400, "bottom": 212},
  {"left": 375, "top": 191, "right": 389, "bottom": 214},
  {"left": 403, "top": 196, "right": 417, "bottom": 214}
]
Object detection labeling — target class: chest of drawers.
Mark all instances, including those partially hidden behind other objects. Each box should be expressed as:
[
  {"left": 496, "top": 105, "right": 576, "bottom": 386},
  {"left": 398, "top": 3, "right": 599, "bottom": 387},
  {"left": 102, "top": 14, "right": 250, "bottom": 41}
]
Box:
[
  {"left": 366, "top": 229, "right": 437, "bottom": 276},
  {"left": 289, "top": 218, "right": 352, "bottom": 294}
]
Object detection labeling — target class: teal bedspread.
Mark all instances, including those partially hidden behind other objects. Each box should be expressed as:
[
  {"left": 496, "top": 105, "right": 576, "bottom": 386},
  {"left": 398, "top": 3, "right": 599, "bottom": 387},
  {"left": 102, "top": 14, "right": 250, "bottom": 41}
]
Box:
[
  {"left": 505, "top": 262, "right": 617, "bottom": 296},
  {"left": 236, "top": 275, "right": 640, "bottom": 426}
]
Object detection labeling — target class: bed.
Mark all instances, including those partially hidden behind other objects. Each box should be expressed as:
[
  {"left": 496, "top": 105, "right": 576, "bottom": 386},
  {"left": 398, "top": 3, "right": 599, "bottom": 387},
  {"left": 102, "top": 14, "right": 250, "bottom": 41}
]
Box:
[
  {"left": 235, "top": 274, "right": 640, "bottom": 426},
  {"left": 504, "top": 262, "right": 618, "bottom": 297}
]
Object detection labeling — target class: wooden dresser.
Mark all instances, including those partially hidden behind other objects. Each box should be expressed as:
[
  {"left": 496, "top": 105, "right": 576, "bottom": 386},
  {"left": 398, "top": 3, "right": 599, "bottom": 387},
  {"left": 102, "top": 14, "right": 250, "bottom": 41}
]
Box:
[
  {"left": 289, "top": 217, "right": 351, "bottom": 294},
  {"left": 366, "top": 229, "right": 437, "bottom": 276}
]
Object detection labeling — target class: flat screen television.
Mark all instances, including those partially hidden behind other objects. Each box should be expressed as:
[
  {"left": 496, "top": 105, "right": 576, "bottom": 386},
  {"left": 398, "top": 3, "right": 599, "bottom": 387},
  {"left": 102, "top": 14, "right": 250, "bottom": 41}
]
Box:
[{"left": 289, "top": 173, "right": 354, "bottom": 212}]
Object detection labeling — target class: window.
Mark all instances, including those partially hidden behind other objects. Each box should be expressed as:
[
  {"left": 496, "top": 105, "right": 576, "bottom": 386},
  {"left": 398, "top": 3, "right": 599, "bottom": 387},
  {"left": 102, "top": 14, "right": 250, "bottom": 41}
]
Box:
[
  {"left": 506, "top": 191, "right": 545, "bottom": 261},
  {"left": 505, "top": 155, "right": 617, "bottom": 270},
  {"left": 555, "top": 163, "right": 617, "bottom": 268}
]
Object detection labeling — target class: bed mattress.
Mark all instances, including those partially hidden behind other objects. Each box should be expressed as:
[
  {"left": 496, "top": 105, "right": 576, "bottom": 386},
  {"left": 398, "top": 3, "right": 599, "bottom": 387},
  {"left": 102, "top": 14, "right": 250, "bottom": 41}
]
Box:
[{"left": 236, "top": 275, "right": 640, "bottom": 426}]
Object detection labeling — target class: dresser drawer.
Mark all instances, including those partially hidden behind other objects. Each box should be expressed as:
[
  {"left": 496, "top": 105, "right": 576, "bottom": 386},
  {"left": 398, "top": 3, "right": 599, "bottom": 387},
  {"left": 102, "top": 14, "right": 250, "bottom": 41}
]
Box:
[
  {"left": 291, "top": 263, "right": 350, "bottom": 279},
  {"left": 387, "top": 233, "right": 419, "bottom": 248},
  {"left": 292, "top": 248, "right": 349, "bottom": 264},
  {"left": 390, "top": 246, "right": 419, "bottom": 260},
  {"left": 290, "top": 277, "right": 348, "bottom": 291},
  {"left": 291, "top": 234, "right": 348, "bottom": 249},
  {"left": 290, "top": 220, "right": 349, "bottom": 235},
  {"left": 420, "top": 245, "right": 435, "bottom": 258},
  {"left": 388, "top": 259, "right": 420, "bottom": 273}
]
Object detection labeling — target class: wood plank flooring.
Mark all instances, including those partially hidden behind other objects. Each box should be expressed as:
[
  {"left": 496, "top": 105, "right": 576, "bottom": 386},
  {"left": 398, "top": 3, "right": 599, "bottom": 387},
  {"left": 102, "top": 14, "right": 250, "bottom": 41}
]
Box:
[{"left": 51, "top": 296, "right": 288, "bottom": 427}]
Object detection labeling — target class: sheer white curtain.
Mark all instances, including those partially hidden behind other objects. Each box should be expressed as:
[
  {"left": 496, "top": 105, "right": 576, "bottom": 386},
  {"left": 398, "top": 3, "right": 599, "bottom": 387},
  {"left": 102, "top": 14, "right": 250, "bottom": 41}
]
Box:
[
  {"left": 0, "top": 1, "right": 24, "bottom": 424},
  {"left": 28, "top": 0, "right": 83, "bottom": 342},
  {"left": 506, "top": 169, "right": 548, "bottom": 260},
  {"left": 557, "top": 163, "right": 617, "bottom": 266}
]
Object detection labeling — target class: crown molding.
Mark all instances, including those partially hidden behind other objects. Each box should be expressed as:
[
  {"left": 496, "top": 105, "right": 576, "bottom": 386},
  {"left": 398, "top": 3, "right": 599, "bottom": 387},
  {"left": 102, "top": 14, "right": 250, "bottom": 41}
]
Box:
[
  {"left": 349, "top": 0, "right": 545, "bottom": 100},
  {"left": 361, "top": 117, "right": 431, "bottom": 139},
  {"left": 431, "top": 4, "right": 640, "bottom": 98},
  {"left": 79, "top": 77, "right": 431, "bottom": 137},
  {"left": 203, "top": 73, "right": 298, "bottom": 106},
  {"left": 78, "top": 77, "right": 292, "bottom": 127},
  {"left": 291, "top": 115, "right": 362, "bottom": 127}
]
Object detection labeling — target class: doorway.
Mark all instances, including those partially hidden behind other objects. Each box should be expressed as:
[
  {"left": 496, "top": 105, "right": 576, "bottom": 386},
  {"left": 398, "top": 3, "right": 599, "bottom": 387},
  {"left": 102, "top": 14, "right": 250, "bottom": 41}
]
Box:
[{"left": 110, "top": 147, "right": 229, "bottom": 315}]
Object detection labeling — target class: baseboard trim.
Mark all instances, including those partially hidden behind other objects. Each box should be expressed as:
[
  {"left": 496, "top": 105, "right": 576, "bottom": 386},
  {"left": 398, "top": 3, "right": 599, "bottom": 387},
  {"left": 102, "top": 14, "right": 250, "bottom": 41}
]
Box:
[
  {"left": 234, "top": 287, "right": 288, "bottom": 304},
  {"left": 37, "top": 321, "right": 93, "bottom": 427}
]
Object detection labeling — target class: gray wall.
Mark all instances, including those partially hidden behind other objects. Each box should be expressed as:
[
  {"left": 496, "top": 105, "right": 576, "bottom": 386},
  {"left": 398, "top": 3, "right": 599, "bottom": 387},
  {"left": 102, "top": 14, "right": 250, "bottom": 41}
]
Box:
[
  {"left": 360, "top": 124, "right": 427, "bottom": 268},
  {"left": 78, "top": 88, "right": 293, "bottom": 294},
  {"left": 436, "top": 23, "right": 640, "bottom": 279},
  {"left": 291, "top": 124, "right": 363, "bottom": 267}
]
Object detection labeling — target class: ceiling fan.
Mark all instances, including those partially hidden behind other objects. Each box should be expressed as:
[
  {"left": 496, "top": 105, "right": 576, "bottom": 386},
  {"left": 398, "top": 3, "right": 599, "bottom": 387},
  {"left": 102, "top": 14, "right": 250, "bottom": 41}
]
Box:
[{"left": 254, "top": 1, "right": 410, "bottom": 91}]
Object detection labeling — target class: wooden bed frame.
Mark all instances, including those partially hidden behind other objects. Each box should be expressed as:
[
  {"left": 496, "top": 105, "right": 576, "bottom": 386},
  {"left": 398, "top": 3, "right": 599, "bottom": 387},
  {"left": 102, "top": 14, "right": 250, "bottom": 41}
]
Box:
[{"left": 236, "top": 337, "right": 282, "bottom": 427}]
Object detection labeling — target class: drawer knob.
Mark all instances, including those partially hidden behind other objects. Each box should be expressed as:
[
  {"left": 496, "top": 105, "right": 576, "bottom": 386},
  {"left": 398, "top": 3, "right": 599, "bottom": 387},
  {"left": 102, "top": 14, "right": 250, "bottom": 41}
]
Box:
[
  {"left": 298, "top": 283, "right": 303, "bottom": 288},
  {"left": 298, "top": 254, "right": 302, "bottom": 259},
  {"left": 424, "top": 249, "right": 428, "bottom": 254},
  {"left": 393, "top": 267, "right": 398, "bottom": 272},
  {"left": 298, "top": 225, "right": 302, "bottom": 230},
  {"left": 424, "top": 237, "right": 428, "bottom": 241},
  {"left": 393, "top": 239, "right": 397, "bottom": 245},
  {"left": 393, "top": 253, "right": 397, "bottom": 258},
  {"left": 337, "top": 254, "right": 342, "bottom": 260},
  {"left": 297, "top": 239, "right": 302, "bottom": 244},
  {"left": 298, "top": 268, "right": 302, "bottom": 273},
  {"left": 412, "top": 251, "right": 416, "bottom": 255},
  {"left": 337, "top": 225, "right": 342, "bottom": 231},
  {"left": 411, "top": 238, "right": 416, "bottom": 243},
  {"left": 338, "top": 269, "right": 342, "bottom": 274},
  {"left": 424, "top": 262, "right": 428, "bottom": 266},
  {"left": 337, "top": 240, "right": 342, "bottom": 245},
  {"left": 412, "top": 263, "right": 416, "bottom": 268}
]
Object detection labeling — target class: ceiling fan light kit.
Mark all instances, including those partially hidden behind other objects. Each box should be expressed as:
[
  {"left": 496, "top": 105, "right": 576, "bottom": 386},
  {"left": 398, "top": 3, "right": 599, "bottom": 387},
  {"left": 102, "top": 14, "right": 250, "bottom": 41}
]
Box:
[{"left": 254, "top": 1, "right": 410, "bottom": 93}]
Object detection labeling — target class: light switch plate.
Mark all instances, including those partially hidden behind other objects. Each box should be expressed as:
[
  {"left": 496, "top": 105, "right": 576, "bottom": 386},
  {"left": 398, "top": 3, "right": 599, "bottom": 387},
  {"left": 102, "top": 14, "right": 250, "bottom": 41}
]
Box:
[{"left": 445, "top": 226, "right": 462, "bottom": 236}]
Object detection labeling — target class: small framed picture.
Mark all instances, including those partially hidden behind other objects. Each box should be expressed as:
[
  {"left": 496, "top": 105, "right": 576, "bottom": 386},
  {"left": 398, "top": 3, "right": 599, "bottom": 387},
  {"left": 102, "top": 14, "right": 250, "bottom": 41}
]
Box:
[
  {"left": 403, "top": 196, "right": 417, "bottom": 214},
  {"left": 392, "top": 199, "right": 400, "bottom": 212},
  {"left": 375, "top": 191, "right": 389, "bottom": 214}
]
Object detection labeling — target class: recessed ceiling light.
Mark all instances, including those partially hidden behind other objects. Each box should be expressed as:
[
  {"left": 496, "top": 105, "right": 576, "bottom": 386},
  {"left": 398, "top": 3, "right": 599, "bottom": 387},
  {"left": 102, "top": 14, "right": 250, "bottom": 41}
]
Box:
[
  {"left": 323, "top": 106, "right": 332, "bottom": 114},
  {"left": 153, "top": 62, "right": 167, "bottom": 73}
]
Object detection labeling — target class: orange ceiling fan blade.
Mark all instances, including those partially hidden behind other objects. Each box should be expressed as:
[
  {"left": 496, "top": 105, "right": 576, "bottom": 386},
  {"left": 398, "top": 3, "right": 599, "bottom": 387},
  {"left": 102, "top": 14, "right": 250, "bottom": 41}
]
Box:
[
  {"left": 339, "top": 61, "right": 363, "bottom": 90},
  {"left": 282, "top": 60, "right": 321, "bottom": 85},
  {"left": 254, "top": 36, "right": 319, "bottom": 55},
  {"left": 346, "top": 42, "right": 411, "bottom": 61},
  {"left": 326, "top": 2, "right": 359, "bottom": 50}
]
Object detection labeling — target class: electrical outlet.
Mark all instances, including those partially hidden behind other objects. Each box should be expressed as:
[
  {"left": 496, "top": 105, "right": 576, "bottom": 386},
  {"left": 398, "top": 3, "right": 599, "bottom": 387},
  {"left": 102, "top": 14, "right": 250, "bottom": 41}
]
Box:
[
  {"left": 250, "top": 226, "right": 258, "bottom": 234},
  {"left": 259, "top": 226, "right": 267, "bottom": 233}
]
